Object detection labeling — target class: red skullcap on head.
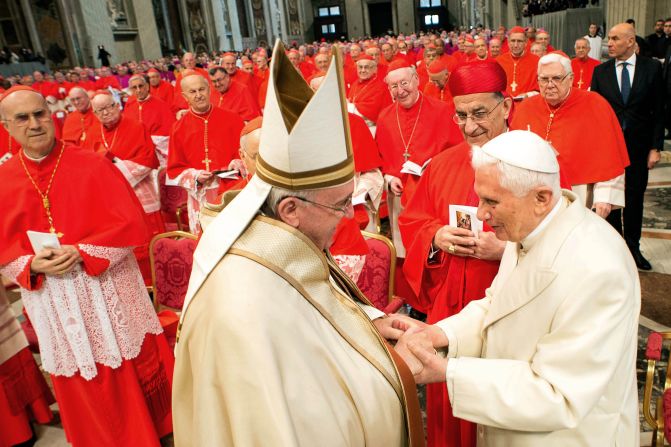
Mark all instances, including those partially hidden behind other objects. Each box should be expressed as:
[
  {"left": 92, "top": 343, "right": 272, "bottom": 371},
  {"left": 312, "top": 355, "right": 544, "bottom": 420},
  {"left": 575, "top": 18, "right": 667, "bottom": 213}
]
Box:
[
  {"left": 147, "top": 68, "right": 160, "bottom": 74},
  {"left": 427, "top": 59, "right": 447, "bottom": 74},
  {"left": 241, "top": 116, "right": 262, "bottom": 137},
  {"left": 129, "top": 73, "right": 145, "bottom": 83},
  {"left": 509, "top": 26, "right": 526, "bottom": 34},
  {"left": 91, "top": 91, "right": 113, "bottom": 101},
  {"left": 307, "top": 71, "right": 326, "bottom": 83},
  {"left": 222, "top": 52, "right": 236, "bottom": 58},
  {"left": 426, "top": 43, "right": 437, "bottom": 49},
  {"left": 242, "top": 60, "right": 253, "bottom": 66},
  {"left": 387, "top": 59, "right": 412, "bottom": 73},
  {"left": 356, "top": 54, "right": 374, "bottom": 62},
  {"left": 464, "top": 35, "right": 475, "bottom": 43},
  {"left": 0, "top": 85, "right": 39, "bottom": 103},
  {"left": 448, "top": 60, "right": 507, "bottom": 97}
]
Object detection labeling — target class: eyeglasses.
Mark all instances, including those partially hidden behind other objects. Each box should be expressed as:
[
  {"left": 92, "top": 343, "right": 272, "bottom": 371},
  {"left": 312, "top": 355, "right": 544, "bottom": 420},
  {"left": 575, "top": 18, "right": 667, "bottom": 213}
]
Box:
[
  {"left": 284, "top": 195, "right": 353, "bottom": 215},
  {"left": 538, "top": 72, "right": 570, "bottom": 85},
  {"left": 453, "top": 99, "right": 504, "bottom": 125},
  {"left": 94, "top": 103, "right": 118, "bottom": 115},
  {"left": 388, "top": 80, "right": 412, "bottom": 91},
  {"left": 3, "top": 109, "right": 51, "bottom": 127}
]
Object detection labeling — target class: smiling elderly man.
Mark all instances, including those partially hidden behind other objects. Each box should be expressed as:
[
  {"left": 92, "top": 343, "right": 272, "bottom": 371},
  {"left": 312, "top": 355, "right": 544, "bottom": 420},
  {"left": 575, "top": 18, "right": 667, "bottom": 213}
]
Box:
[
  {"left": 346, "top": 54, "right": 392, "bottom": 135},
  {"left": 396, "top": 130, "right": 640, "bottom": 446},
  {"left": 173, "top": 42, "right": 423, "bottom": 447},
  {"left": 511, "top": 52, "right": 630, "bottom": 219}
]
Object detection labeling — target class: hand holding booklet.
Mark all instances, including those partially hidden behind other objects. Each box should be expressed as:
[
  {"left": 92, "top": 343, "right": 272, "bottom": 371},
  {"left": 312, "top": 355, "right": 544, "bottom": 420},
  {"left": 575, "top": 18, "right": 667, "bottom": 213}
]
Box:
[
  {"left": 448, "top": 205, "right": 483, "bottom": 238},
  {"left": 213, "top": 169, "right": 240, "bottom": 180},
  {"left": 27, "top": 231, "right": 62, "bottom": 254},
  {"left": 400, "top": 158, "right": 431, "bottom": 177}
]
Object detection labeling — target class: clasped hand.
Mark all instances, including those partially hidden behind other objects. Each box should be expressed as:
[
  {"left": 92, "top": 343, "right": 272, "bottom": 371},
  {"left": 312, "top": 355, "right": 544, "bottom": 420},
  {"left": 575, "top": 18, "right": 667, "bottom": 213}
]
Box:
[
  {"left": 30, "top": 245, "right": 82, "bottom": 276},
  {"left": 434, "top": 226, "right": 505, "bottom": 261}
]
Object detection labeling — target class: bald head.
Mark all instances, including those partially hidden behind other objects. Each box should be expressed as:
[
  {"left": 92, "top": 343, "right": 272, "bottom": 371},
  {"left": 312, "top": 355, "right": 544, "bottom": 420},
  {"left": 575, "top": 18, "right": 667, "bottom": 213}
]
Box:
[
  {"left": 91, "top": 94, "right": 121, "bottom": 128},
  {"left": 1, "top": 89, "right": 55, "bottom": 157},
  {"left": 182, "top": 52, "right": 196, "bottom": 69},
  {"left": 67, "top": 87, "right": 91, "bottom": 113},
  {"left": 608, "top": 23, "right": 636, "bottom": 60},
  {"left": 180, "top": 74, "right": 210, "bottom": 113},
  {"left": 314, "top": 53, "right": 330, "bottom": 72}
]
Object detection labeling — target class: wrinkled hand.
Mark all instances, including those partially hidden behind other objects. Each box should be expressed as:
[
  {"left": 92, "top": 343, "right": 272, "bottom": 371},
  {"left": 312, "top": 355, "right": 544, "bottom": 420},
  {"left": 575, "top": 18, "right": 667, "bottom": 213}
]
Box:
[
  {"left": 472, "top": 231, "right": 506, "bottom": 261},
  {"left": 196, "top": 171, "right": 215, "bottom": 185},
  {"left": 395, "top": 327, "right": 433, "bottom": 375},
  {"left": 387, "top": 176, "right": 403, "bottom": 196},
  {"left": 648, "top": 150, "right": 661, "bottom": 170},
  {"left": 373, "top": 314, "right": 428, "bottom": 341},
  {"left": 433, "top": 226, "right": 475, "bottom": 256},
  {"left": 30, "top": 245, "right": 82, "bottom": 276},
  {"left": 228, "top": 158, "right": 248, "bottom": 178},
  {"left": 406, "top": 330, "right": 449, "bottom": 384},
  {"left": 176, "top": 109, "right": 188, "bottom": 120},
  {"left": 592, "top": 202, "right": 612, "bottom": 219}
]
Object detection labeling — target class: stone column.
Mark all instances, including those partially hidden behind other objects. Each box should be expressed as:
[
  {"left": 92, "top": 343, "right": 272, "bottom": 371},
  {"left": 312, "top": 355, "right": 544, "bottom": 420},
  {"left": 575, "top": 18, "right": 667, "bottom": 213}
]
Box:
[
  {"left": 19, "top": 0, "right": 44, "bottom": 55},
  {"left": 128, "top": 0, "right": 162, "bottom": 60}
]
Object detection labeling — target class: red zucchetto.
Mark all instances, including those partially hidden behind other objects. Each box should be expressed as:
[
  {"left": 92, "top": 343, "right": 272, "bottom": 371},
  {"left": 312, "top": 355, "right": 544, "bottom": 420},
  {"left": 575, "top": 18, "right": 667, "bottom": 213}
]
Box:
[{"left": 448, "top": 60, "right": 507, "bottom": 97}]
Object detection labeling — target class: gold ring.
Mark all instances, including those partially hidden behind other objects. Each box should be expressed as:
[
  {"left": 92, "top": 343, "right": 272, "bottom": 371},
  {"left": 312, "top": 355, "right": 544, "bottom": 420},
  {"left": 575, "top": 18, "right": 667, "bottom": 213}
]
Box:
[{"left": 447, "top": 245, "right": 456, "bottom": 254}]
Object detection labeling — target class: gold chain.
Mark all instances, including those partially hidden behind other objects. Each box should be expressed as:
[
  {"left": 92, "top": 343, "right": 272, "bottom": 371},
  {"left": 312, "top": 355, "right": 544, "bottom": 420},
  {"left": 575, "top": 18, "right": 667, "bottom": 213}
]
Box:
[
  {"left": 189, "top": 107, "right": 213, "bottom": 171},
  {"left": 395, "top": 94, "right": 424, "bottom": 162},
  {"left": 100, "top": 124, "right": 118, "bottom": 152},
  {"left": 543, "top": 89, "right": 571, "bottom": 141},
  {"left": 18, "top": 144, "right": 65, "bottom": 235}
]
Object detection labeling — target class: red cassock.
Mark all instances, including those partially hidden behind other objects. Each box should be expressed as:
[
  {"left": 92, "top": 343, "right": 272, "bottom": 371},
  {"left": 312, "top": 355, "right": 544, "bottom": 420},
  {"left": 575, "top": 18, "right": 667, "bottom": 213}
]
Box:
[
  {"left": 439, "top": 54, "right": 458, "bottom": 72},
  {"left": 211, "top": 80, "right": 262, "bottom": 121},
  {"left": 399, "top": 141, "right": 500, "bottom": 447},
  {"left": 495, "top": 52, "right": 540, "bottom": 96},
  {"left": 423, "top": 82, "right": 454, "bottom": 105},
  {"left": 0, "top": 125, "right": 20, "bottom": 161},
  {"left": 95, "top": 75, "right": 121, "bottom": 90},
  {"left": 0, "top": 143, "right": 173, "bottom": 446},
  {"left": 344, "top": 63, "right": 359, "bottom": 88},
  {"left": 123, "top": 95, "right": 175, "bottom": 137},
  {"left": 31, "top": 81, "right": 56, "bottom": 98},
  {"left": 298, "top": 61, "right": 316, "bottom": 80},
  {"left": 376, "top": 94, "right": 464, "bottom": 206},
  {"left": 510, "top": 88, "right": 630, "bottom": 186},
  {"left": 62, "top": 108, "right": 102, "bottom": 150},
  {"left": 65, "top": 79, "right": 96, "bottom": 92},
  {"left": 347, "top": 76, "right": 393, "bottom": 124},
  {"left": 90, "top": 116, "right": 162, "bottom": 283},
  {"left": 167, "top": 107, "right": 244, "bottom": 190},
  {"left": 150, "top": 80, "right": 177, "bottom": 111},
  {"left": 571, "top": 57, "right": 600, "bottom": 90},
  {"left": 229, "top": 70, "right": 259, "bottom": 105},
  {"left": 349, "top": 112, "right": 384, "bottom": 229},
  {"left": 416, "top": 63, "right": 430, "bottom": 91},
  {"left": 0, "top": 347, "right": 55, "bottom": 447}
]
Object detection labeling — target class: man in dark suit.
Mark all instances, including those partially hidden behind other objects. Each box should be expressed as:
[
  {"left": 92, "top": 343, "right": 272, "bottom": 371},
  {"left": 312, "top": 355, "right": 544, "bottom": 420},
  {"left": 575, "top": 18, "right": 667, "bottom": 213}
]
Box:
[{"left": 591, "top": 23, "right": 665, "bottom": 270}]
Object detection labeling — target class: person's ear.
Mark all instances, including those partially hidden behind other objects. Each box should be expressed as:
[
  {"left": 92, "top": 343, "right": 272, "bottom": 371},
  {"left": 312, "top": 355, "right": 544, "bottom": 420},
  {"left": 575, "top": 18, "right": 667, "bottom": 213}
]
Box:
[
  {"left": 276, "top": 197, "right": 301, "bottom": 228},
  {"left": 533, "top": 186, "right": 555, "bottom": 215}
]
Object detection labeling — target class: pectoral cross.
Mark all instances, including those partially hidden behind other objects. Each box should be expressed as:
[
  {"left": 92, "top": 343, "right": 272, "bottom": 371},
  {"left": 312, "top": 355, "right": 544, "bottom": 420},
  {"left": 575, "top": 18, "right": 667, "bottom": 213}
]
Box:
[
  {"left": 577, "top": 69, "right": 584, "bottom": 89},
  {"left": 510, "top": 80, "right": 518, "bottom": 93},
  {"left": 202, "top": 156, "right": 211, "bottom": 171},
  {"left": 403, "top": 149, "right": 410, "bottom": 162}
]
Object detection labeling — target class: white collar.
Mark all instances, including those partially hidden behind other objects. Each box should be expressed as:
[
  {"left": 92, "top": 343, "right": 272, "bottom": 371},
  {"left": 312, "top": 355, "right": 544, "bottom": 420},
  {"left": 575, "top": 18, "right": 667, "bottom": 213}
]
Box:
[
  {"left": 617, "top": 53, "right": 636, "bottom": 67},
  {"left": 520, "top": 195, "right": 563, "bottom": 248}
]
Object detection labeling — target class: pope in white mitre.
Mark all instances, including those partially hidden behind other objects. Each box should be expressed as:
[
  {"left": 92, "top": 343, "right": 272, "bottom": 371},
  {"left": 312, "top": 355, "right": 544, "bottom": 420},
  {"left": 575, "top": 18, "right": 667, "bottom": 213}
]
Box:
[{"left": 172, "top": 41, "right": 424, "bottom": 446}]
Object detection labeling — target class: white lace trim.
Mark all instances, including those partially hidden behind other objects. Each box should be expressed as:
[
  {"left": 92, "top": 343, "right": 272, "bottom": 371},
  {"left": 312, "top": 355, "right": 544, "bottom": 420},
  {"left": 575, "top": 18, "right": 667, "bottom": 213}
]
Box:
[
  {"left": 0, "top": 255, "right": 32, "bottom": 285},
  {"left": 333, "top": 254, "right": 366, "bottom": 284},
  {"left": 9, "top": 246, "right": 162, "bottom": 380}
]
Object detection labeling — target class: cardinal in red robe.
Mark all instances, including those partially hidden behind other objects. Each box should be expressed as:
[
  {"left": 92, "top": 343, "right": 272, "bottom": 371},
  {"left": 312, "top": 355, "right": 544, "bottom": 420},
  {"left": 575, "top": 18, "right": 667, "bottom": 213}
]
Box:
[
  {"left": 495, "top": 26, "right": 540, "bottom": 97},
  {"left": 347, "top": 55, "right": 392, "bottom": 133},
  {"left": 209, "top": 67, "right": 261, "bottom": 121},
  {"left": 399, "top": 60, "right": 511, "bottom": 447},
  {"left": 62, "top": 87, "right": 101, "bottom": 150},
  {"left": 423, "top": 59, "right": 454, "bottom": 105},
  {"left": 0, "top": 86, "right": 173, "bottom": 447},
  {"left": 571, "top": 39, "right": 600, "bottom": 90}
]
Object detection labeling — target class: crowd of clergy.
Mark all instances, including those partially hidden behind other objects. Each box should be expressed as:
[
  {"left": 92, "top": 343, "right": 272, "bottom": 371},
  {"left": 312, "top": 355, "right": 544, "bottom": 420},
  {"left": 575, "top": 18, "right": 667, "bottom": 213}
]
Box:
[{"left": 0, "top": 17, "right": 668, "bottom": 447}]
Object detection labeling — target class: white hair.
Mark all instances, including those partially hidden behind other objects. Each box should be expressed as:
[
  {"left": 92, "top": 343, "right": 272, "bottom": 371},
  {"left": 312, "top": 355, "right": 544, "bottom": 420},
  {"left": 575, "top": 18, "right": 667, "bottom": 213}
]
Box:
[
  {"left": 537, "top": 53, "right": 572, "bottom": 75},
  {"left": 471, "top": 145, "right": 561, "bottom": 198},
  {"left": 262, "top": 186, "right": 316, "bottom": 218},
  {"left": 239, "top": 128, "right": 261, "bottom": 152}
]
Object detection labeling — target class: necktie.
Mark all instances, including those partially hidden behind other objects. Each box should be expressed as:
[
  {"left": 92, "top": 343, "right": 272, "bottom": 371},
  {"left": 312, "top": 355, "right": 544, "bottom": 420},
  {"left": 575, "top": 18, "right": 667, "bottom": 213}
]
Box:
[{"left": 620, "top": 62, "right": 630, "bottom": 104}]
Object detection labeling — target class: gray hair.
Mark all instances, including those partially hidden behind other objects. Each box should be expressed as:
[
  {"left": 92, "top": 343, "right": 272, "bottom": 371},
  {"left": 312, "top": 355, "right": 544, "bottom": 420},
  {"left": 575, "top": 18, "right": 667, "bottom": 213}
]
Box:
[
  {"left": 471, "top": 145, "right": 561, "bottom": 198},
  {"left": 537, "top": 52, "right": 572, "bottom": 75},
  {"left": 262, "top": 186, "right": 316, "bottom": 218}
]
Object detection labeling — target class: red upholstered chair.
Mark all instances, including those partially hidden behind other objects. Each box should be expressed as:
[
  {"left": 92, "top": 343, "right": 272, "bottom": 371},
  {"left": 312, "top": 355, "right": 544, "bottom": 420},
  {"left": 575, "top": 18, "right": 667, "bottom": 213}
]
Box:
[
  {"left": 356, "top": 231, "right": 404, "bottom": 314},
  {"left": 158, "top": 168, "right": 188, "bottom": 231},
  {"left": 150, "top": 231, "right": 198, "bottom": 312},
  {"left": 643, "top": 331, "right": 671, "bottom": 446}
]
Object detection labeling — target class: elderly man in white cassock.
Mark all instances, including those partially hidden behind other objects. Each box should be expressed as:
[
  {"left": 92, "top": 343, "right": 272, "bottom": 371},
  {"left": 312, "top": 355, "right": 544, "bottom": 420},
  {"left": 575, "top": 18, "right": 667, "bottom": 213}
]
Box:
[
  {"left": 394, "top": 130, "right": 640, "bottom": 446},
  {"left": 173, "top": 42, "right": 425, "bottom": 446}
]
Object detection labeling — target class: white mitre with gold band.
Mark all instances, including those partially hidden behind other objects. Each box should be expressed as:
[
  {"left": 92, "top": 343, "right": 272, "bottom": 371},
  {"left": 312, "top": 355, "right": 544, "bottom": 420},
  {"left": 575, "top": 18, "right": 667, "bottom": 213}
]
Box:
[{"left": 179, "top": 40, "right": 354, "bottom": 328}]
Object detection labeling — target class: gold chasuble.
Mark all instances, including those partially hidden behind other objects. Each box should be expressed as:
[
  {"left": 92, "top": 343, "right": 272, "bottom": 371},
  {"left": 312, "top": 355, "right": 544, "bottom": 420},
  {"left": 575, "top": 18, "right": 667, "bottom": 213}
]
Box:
[{"left": 173, "top": 41, "right": 424, "bottom": 446}]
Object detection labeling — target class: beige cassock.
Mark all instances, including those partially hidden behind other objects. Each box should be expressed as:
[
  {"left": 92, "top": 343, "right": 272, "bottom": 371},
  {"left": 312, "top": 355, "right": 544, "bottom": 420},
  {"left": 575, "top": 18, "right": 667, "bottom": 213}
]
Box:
[
  {"left": 174, "top": 216, "right": 413, "bottom": 446},
  {"left": 435, "top": 191, "right": 640, "bottom": 446}
]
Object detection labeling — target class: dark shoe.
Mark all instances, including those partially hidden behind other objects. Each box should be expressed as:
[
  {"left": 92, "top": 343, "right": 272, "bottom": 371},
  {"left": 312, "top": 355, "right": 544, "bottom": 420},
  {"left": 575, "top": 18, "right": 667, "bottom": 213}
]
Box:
[{"left": 631, "top": 250, "right": 652, "bottom": 270}]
